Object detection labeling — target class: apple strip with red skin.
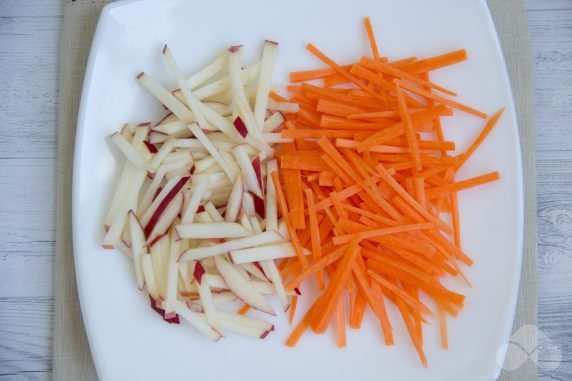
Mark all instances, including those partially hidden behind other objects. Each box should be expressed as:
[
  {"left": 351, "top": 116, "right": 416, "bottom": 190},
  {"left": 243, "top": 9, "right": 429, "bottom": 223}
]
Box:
[
  {"left": 204, "top": 202, "right": 224, "bottom": 222},
  {"left": 171, "top": 92, "right": 231, "bottom": 130},
  {"left": 115, "top": 239, "right": 133, "bottom": 259},
  {"left": 241, "top": 192, "right": 257, "bottom": 217},
  {"left": 104, "top": 125, "right": 149, "bottom": 228},
  {"left": 188, "top": 123, "right": 237, "bottom": 182},
  {"left": 252, "top": 280, "right": 299, "bottom": 296},
  {"left": 202, "top": 101, "right": 232, "bottom": 117},
  {"left": 175, "top": 222, "right": 251, "bottom": 239},
  {"left": 264, "top": 159, "right": 279, "bottom": 232},
  {"left": 164, "top": 225, "right": 181, "bottom": 314},
  {"left": 149, "top": 130, "right": 170, "bottom": 144},
  {"left": 179, "top": 230, "right": 284, "bottom": 261},
  {"left": 192, "top": 63, "right": 260, "bottom": 101},
  {"left": 152, "top": 120, "right": 190, "bottom": 137},
  {"left": 227, "top": 47, "right": 267, "bottom": 144},
  {"left": 185, "top": 53, "right": 228, "bottom": 89},
  {"left": 267, "top": 98, "right": 300, "bottom": 113},
  {"left": 254, "top": 41, "right": 278, "bottom": 128},
  {"left": 140, "top": 175, "right": 189, "bottom": 229},
  {"left": 139, "top": 157, "right": 192, "bottom": 216},
  {"left": 165, "top": 165, "right": 192, "bottom": 181},
  {"left": 194, "top": 156, "right": 219, "bottom": 173},
  {"left": 141, "top": 253, "right": 159, "bottom": 300},
  {"left": 214, "top": 255, "right": 275, "bottom": 316},
  {"left": 239, "top": 211, "right": 254, "bottom": 233},
  {"left": 260, "top": 259, "right": 290, "bottom": 311},
  {"left": 234, "top": 260, "right": 252, "bottom": 281},
  {"left": 240, "top": 262, "right": 269, "bottom": 282},
  {"left": 156, "top": 112, "right": 178, "bottom": 126},
  {"left": 128, "top": 211, "right": 146, "bottom": 290},
  {"left": 110, "top": 132, "right": 153, "bottom": 172},
  {"left": 149, "top": 228, "right": 169, "bottom": 298},
  {"left": 162, "top": 151, "right": 193, "bottom": 164},
  {"left": 263, "top": 112, "right": 284, "bottom": 132},
  {"left": 198, "top": 101, "right": 271, "bottom": 153},
  {"left": 202, "top": 274, "right": 298, "bottom": 296},
  {"left": 229, "top": 243, "right": 298, "bottom": 264},
  {"left": 228, "top": 45, "right": 247, "bottom": 107},
  {"left": 172, "top": 301, "right": 222, "bottom": 341},
  {"left": 164, "top": 46, "right": 224, "bottom": 146},
  {"left": 193, "top": 261, "right": 222, "bottom": 333},
  {"left": 138, "top": 72, "right": 194, "bottom": 122},
  {"left": 249, "top": 216, "right": 264, "bottom": 235},
  {"left": 101, "top": 166, "right": 147, "bottom": 248},
  {"left": 172, "top": 138, "right": 210, "bottom": 151},
  {"left": 277, "top": 218, "right": 290, "bottom": 240},
  {"left": 181, "top": 180, "right": 209, "bottom": 224},
  {"left": 188, "top": 292, "right": 237, "bottom": 306},
  {"left": 246, "top": 216, "right": 289, "bottom": 311},
  {"left": 236, "top": 95, "right": 267, "bottom": 144},
  {"left": 209, "top": 310, "right": 274, "bottom": 339},
  {"left": 178, "top": 261, "right": 192, "bottom": 292},
  {"left": 149, "top": 138, "right": 176, "bottom": 171},
  {"left": 231, "top": 144, "right": 263, "bottom": 197},
  {"left": 224, "top": 176, "right": 244, "bottom": 223},
  {"left": 196, "top": 102, "right": 243, "bottom": 143},
  {"left": 263, "top": 133, "right": 294, "bottom": 144}
]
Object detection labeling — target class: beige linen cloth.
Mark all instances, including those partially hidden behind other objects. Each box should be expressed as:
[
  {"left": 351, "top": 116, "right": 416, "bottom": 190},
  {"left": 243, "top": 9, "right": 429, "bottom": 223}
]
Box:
[{"left": 54, "top": 0, "right": 538, "bottom": 380}]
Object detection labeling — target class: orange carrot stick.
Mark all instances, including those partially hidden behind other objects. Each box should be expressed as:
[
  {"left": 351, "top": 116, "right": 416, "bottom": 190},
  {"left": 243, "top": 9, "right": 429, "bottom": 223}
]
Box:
[
  {"left": 271, "top": 171, "right": 309, "bottom": 269},
  {"left": 426, "top": 171, "right": 500, "bottom": 199},
  {"left": 364, "top": 17, "right": 380, "bottom": 59},
  {"left": 397, "top": 79, "right": 487, "bottom": 119}
]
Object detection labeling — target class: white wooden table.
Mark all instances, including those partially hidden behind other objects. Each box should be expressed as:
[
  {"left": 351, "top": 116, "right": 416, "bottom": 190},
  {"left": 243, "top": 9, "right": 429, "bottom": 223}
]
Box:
[{"left": 0, "top": 1, "right": 570, "bottom": 380}]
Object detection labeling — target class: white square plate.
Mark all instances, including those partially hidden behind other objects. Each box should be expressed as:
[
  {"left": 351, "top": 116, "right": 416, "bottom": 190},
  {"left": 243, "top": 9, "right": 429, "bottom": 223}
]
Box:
[{"left": 73, "top": 0, "right": 524, "bottom": 380}]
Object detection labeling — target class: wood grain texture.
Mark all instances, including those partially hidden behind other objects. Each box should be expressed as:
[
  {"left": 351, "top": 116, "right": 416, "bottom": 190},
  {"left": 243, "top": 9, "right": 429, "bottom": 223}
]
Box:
[
  {"left": 0, "top": 0, "right": 569, "bottom": 380},
  {"left": 526, "top": 0, "right": 572, "bottom": 379}
]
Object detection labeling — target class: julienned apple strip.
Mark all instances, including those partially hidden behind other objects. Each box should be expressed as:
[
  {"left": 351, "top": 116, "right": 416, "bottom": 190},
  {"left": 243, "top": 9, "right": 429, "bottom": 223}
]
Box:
[
  {"left": 104, "top": 126, "right": 149, "bottom": 228},
  {"left": 185, "top": 53, "right": 227, "bottom": 90},
  {"left": 254, "top": 41, "right": 278, "bottom": 128},
  {"left": 179, "top": 230, "right": 284, "bottom": 260},
  {"left": 103, "top": 40, "right": 306, "bottom": 341},
  {"left": 248, "top": 215, "right": 289, "bottom": 312}
]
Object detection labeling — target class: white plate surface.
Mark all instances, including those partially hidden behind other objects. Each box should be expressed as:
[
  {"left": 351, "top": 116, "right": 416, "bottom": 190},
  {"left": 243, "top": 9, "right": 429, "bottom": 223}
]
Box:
[{"left": 73, "top": 0, "right": 524, "bottom": 380}]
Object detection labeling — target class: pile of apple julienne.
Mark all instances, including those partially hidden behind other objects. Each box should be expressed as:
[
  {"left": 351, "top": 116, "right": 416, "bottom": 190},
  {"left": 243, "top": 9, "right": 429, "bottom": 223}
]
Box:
[{"left": 101, "top": 18, "right": 503, "bottom": 367}]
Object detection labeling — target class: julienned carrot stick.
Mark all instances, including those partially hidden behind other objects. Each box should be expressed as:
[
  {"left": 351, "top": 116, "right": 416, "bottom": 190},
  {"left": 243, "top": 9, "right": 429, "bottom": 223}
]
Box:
[
  {"left": 305, "top": 189, "right": 325, "bottom": 289},
  {"left": 237, "top": 304, "right": 251, "bottom": 315},
  {"left": 360, "top": 56, "right": 457, "bottom": 97},
  {"left": 271, "top": 171, "right": 309, "bottom": 269},
  {"left": 352, "top": 264, "right": 394, "bottom": 345},
  {"left": 377, "top": 164, "right": 453, "bottom": 234},
  {"left": 368, "top": 272, "right": 433, "bottom": 316},
  {"left": 425, "top": 171, "right": 500, "bottom": 199},
  {"left": 401, "top": 49, "right": 468, "bottom": 74},
  {"left": 276, "top": 16, "right": 502, "bottom": 368},
  {"left": 397, "top": 80, "right": 488, "bottom": 119},
  {"left": 290, "top": 65, "right": 354, "bottom": 83},
  {"left": 289, "top": 296, "right": 298, "bottom": 324},
  {"left": 364, "top": 17, "right": 380, "bottom": 59},
  {"left": 311, "top": 238, "right": 360, "bottom": 333},
  {"left": 456, "top": 108, "right": 505, "bottom": 169},
  {"left": 396, "top": 83, "right": 422, "bottom": 171},
  {"left": 335, "top": 299, "right": 347, "bottom": 347},
  {"left": 332, "top": 222, "right": 434, "bottom": 245},
  {"left": 357, "top": 105, "right": 453, "bottom": 151},
  {"left": 306, "top": 43, "right": 386, "bottom": 103},
  {"left": 281, "top": 151, "right": 329, "bottom": 172}
]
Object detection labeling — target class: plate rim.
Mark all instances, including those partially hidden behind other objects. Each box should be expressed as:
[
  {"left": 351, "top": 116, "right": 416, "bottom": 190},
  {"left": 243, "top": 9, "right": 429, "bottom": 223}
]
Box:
[{"left": 71, "top": 1, "right": 525, "bottom": 380}]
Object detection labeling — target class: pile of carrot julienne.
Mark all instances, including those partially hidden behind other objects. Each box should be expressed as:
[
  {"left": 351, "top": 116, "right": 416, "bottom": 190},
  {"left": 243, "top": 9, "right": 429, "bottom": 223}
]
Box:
[{"left": 272, "top": 18, "right": 504, "bottom": 366}]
